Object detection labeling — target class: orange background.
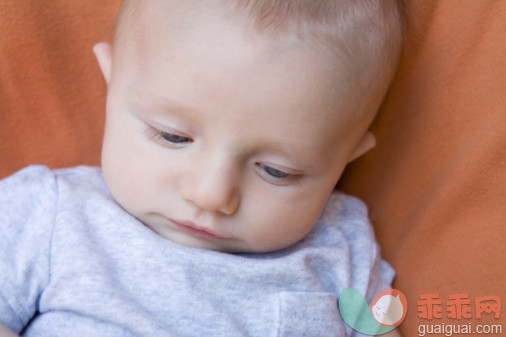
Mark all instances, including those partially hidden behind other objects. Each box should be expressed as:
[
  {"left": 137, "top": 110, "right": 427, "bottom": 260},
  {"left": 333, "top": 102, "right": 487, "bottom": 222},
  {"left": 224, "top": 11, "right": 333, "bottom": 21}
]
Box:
[{"left": 1, "top": 1, "right": 505, "bottom": 335}]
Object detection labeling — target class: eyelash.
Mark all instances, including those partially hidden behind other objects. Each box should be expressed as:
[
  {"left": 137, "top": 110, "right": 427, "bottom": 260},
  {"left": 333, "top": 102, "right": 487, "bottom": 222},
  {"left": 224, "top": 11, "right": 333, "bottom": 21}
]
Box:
[
  {"left": 160, "top": 131, "right": 193, "bottom": 144},
  {"left": 143, "top": 126, "right": 193, "bottom": 146},
  {"left": 144, "top": 125, "right": 300, "bottom": 183},
  {"left": 256, "top": 163, "right": 292, "bottom": 180}
]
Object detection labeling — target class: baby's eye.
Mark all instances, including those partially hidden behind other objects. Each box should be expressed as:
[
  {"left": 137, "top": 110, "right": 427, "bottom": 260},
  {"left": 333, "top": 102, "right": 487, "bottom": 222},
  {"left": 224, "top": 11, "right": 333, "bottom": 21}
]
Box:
[
  {"left": 160, "top": 131, "right": 193, "bottom": 144},
  {"left": 257, "top": 163, "right": 291, "bottom": 179}
]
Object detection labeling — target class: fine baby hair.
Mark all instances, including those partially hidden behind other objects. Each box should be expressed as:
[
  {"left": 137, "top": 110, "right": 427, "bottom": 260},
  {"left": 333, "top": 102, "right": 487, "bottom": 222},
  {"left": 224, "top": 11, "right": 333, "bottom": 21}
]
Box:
[{"left": 113, "top": 0, "right": 404, "bottom": 110}]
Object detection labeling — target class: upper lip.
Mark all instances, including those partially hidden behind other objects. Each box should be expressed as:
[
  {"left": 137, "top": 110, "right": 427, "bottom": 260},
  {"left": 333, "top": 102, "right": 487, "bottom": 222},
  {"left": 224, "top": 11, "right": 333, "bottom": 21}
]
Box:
[{"left": 170, "top": 219, "right": 226, "bottom": 240}]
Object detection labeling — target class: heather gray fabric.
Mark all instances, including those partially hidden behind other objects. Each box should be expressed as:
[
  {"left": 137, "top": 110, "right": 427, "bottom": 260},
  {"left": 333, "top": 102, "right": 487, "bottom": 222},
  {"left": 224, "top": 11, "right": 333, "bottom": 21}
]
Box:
[{"left": 0, "top": 166, "right": 394, "bottom": 337}]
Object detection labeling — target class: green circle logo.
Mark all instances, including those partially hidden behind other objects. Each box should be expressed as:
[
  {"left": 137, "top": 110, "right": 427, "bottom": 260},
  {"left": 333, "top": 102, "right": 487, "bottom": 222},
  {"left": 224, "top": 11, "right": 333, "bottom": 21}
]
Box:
[{"left": 339, "top": 288, "right": 407, "bottom": 335}]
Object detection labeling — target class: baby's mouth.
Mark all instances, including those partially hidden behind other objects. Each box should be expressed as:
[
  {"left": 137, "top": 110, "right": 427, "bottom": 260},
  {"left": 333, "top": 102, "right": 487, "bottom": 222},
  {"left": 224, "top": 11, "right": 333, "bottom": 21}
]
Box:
[{"left": 168, "top": 218, "right": 225, "bottom": 241}]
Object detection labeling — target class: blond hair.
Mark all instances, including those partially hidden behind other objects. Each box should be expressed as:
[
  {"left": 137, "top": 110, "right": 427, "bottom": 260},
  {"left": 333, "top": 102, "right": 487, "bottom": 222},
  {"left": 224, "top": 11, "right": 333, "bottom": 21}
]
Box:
[
  {"left": 233, "top": 0, "right": 404, "bottom": 85},
  {"left": 112, "top": 0, "right": 404, "bottom": 103}
]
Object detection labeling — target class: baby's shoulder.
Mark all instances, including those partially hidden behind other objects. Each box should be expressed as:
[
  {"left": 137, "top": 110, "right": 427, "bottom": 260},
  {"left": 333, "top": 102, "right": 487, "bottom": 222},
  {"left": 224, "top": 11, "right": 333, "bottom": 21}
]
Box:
[
  {"left": 0, "top": 166, "right": 62, "bottom": 262},
  {"left": 0, "top": 165, "right": 108, "bottom": 216},
  {"left": 53, "top": 165, "right": 107, "bottom": 191},
  {"left": 0, "top": 165, "right": 58, "bottom": 206},
  {"left": 0, "top": 165, "right": 103, "bottom": 189}
]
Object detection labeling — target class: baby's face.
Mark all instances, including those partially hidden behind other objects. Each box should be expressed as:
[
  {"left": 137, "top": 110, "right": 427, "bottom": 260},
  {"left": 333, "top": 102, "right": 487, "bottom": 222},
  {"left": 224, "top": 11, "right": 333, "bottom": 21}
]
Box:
[{"left": 96, "top": 2, "right": 375, "bottom": 253}]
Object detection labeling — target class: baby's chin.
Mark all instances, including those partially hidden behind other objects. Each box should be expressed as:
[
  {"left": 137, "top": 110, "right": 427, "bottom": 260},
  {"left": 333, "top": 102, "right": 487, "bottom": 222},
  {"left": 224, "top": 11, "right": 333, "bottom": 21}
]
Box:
[{"left": 164, "top": 234, "right": 295, "bottom": 254}]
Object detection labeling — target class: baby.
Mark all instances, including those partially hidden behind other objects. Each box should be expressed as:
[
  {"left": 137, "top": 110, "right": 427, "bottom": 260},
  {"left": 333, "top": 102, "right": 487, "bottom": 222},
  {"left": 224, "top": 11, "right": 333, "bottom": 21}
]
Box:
[{"left": 0, "top": 0, "right": 403, "bottom": 336}]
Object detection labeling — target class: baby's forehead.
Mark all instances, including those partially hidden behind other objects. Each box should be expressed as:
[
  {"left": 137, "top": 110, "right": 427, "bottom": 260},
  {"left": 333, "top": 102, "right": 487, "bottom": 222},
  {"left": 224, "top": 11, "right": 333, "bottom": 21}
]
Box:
[
  {"left": 114, "top": 1, "right": 302, "bottom": 49},
  {"left": 113, "top": 1, "right": 347, "bottom": 62},
  {"left": 113, "top": 1, "right": 352, "bottom": 86},
  {"left": 111, "top": 0, "right": 394, "bottom": 140},
  {"left": 113, "top": 0, "right": 401, "bottom": 100}
]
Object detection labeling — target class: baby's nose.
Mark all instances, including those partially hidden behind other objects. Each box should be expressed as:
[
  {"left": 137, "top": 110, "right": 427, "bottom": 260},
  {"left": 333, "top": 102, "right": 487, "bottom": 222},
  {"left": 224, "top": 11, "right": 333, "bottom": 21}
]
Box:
[{"left": 179, "top": 160, "right": 240, "bottom": 215}]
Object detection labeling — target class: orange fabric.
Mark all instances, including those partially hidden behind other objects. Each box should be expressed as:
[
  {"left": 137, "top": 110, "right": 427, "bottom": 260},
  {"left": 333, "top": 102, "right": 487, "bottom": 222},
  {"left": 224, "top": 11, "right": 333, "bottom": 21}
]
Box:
[
  {"left": 0, "top": 0, "right": 121, "bottom": 178},
  {"left": 1, "top": 1, "right": 505, "bottom": 335}
]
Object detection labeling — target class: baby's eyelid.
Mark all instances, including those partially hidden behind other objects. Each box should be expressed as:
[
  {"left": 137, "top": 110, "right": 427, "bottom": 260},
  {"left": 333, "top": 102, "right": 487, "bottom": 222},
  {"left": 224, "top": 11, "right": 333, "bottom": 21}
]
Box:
[
  {"left": 142, "top": 122, "right": 193, "bottom": 147},
  {"left": 160, "top": 130, "right": 193, "bottom": 144},
  {"left": 143, "top": 117, "right": 192, "bottom": 138},
  {"left": 257, "top": 163, "right": 292, "bottom": 179}
]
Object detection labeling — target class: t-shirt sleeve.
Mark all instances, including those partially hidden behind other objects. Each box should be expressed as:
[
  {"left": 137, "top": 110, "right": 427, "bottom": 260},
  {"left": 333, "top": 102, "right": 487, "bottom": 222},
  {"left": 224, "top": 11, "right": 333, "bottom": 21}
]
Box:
[
  {"left": 364, "top": 237, "right": 396, "bottom": 305},
  {"left": 329, "top": 193, "right": 396, "bottom": 337},
  {"left": 0, "top": 166, "right": 57, "bottom": 333},
  {"left": 326, "top": 193, "right": 396, "bottom": 300}
]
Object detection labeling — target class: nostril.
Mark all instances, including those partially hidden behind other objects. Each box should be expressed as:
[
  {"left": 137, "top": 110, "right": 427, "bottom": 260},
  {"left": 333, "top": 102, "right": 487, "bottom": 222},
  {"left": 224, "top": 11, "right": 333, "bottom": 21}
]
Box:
[{"left": 220, "top": 194, "right": 240, "bottom": 216}]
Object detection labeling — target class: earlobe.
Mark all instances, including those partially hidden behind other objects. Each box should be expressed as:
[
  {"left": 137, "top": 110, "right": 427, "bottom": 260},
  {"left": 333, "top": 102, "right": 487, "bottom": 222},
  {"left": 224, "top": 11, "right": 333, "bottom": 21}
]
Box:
[
  {"left": 348, "top": 131, "right": 376, "bottom": 162},
  {"left": 93, "top": 42, "right": 113, "bottom": 87}
]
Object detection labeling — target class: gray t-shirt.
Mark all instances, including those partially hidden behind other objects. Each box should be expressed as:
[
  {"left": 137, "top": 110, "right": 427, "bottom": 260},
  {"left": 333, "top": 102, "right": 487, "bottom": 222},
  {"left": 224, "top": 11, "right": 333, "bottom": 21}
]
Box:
[{"left": 0, "top": 166, "right": 394, "bottom": 337}]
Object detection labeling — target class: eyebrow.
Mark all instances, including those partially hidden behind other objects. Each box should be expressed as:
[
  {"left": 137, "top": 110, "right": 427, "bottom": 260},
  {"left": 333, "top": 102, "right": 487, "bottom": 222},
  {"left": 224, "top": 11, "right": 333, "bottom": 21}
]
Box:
[{"left": 131, "top": 91, "right": 198, "bottom": 117}]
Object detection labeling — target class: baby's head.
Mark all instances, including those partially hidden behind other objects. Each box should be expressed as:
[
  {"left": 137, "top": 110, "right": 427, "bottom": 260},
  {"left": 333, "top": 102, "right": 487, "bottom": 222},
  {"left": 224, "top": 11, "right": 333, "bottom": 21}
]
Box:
[{"left": 93, "top": 0, "right": 403, "bottom": 253}]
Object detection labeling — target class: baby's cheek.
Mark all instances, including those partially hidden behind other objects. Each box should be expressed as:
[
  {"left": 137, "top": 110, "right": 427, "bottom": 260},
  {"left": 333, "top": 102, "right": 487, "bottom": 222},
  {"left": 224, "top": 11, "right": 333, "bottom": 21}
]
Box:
[
  {"left": 240, "top": 188, "right": 324, "bottom": 252},
  {"left": 102, "top": 160, "right": 147, "bottom": 218},
  {"left": 262, "top": 218, "right": 315, "bottom": 252}
]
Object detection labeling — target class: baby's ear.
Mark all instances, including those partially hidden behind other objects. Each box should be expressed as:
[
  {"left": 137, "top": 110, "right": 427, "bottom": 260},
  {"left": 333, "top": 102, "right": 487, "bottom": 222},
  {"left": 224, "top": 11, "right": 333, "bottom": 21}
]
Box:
[
  {"left": 347, "top": 131, "right": 376, "bottom": 163},
  {"left": 93, "top": 42, "right": 113, "bottom": 87}
]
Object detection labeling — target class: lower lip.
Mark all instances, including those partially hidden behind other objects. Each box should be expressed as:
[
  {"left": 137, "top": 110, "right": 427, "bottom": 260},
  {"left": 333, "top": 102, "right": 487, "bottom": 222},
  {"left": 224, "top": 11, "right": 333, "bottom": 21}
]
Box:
[{"left": 169, "top": 219, "right": 224, "bottom": 241}]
